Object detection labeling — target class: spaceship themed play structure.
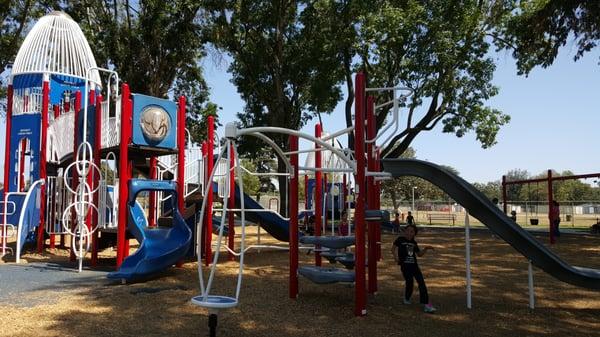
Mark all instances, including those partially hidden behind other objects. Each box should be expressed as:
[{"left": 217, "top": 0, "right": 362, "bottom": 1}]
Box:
[{"left": 1, "top": 11, "right": 599, "bottom": 336}]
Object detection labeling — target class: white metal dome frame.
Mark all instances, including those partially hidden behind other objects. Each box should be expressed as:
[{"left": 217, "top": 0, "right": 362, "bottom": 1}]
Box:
[{"left": 11, "top": 11, "right": 101, "bottom": 85}]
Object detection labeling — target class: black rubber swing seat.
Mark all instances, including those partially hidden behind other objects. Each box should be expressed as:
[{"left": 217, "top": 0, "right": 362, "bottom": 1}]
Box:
[
  {"left": 299, "top": 236, "right": 355, "bottom": 249},
  {"left": 298, "top": 266, "right": 355, "bottom": 284}
]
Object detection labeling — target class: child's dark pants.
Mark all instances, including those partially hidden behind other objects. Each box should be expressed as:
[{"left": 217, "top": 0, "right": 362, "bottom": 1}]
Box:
[{"left": 401, "top": 264, "right": 429, "bottom": 304}]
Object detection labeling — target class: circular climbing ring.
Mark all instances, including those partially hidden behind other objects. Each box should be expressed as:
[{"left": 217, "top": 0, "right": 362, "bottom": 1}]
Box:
[
  {"left": 71, "top": 225, "right": 91, "bottom": 258},
  {"left": 61, "top": 201, "right": 100, "bottom": 237},
  {"left": 63, "top": 161, "right": 102, "bottom": 195},
  {"left": 75, "top": 142, "right": 94, "bottom": 176}
]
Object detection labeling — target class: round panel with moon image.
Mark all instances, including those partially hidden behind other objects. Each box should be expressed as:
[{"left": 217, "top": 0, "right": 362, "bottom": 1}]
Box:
[{"left": 140, "top": 105, "right": 171, "bottom": 142}]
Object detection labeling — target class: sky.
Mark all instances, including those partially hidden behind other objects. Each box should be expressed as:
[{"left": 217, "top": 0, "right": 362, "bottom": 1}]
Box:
[
  {"left": 202, "top": 48, "right": 600, "bottom": 184},
  {"left": 1, "top": 43, "right": 598, "bottom": 185}
]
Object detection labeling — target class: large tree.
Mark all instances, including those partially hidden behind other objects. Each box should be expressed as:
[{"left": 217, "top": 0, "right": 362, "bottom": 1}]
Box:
[
  {"left": 354, "top": 0, "right": 511, "bottom": 158},
  {"left": 62, "top": 0, "right": 217, "bottom": 143},
  {"left": 202, "top": 1, "right": 345, "bottom": 214},
  {"left": 496, "top": 1, "right": 600, "bottom": 75}
]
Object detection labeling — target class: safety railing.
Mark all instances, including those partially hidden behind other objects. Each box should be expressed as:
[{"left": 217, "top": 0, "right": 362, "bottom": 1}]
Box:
[
  {"left": 100, "top": 101, "right": 122, "bottom": 149},
  {"left": 45, "top": 176, "right": 72, "bottom": 234},
  {"left": 12, "top": 88, "right": 43, "bottom": 115},
  {"left": 46, "top": 111, "right": 74, "bottom": 163},
  {"left": 1, "top": 198, "right": 18, "bottom": 256}
]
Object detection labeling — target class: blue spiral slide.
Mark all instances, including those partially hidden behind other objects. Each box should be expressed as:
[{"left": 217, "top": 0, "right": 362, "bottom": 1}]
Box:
[{"left": 107, "top": 179, "right": 192, "bottom": 281}]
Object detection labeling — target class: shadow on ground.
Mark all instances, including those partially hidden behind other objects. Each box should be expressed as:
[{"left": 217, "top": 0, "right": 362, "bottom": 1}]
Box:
[{"left": 1, "top": 229, "right": 599, "bottom": 337}]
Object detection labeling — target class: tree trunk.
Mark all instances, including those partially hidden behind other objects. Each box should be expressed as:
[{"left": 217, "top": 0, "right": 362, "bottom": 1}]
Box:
[
  {"left": 391, "top": 189, "right": 398, "bottom": 211},
  {"left": 343, "top": 50, "right": 355, "bottom": 150}
]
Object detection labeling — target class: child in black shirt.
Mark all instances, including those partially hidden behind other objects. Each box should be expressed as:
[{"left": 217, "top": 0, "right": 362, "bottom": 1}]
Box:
[{"left": 392, "top": 224, "right": 436, "bottom": 313}]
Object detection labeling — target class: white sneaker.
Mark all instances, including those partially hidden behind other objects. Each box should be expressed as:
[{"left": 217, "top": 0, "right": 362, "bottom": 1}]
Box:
[
  {"left": 423, "top": 303, "right": 437, "bottom": 313},
  {"left": 403, "top": 298, "right": 411, "bottom": 305}
]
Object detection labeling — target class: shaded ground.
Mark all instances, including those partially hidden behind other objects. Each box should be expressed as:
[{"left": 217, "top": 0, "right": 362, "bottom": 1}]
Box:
[{"left": 1, "top": 228, "right": 599, "bottom": 337}]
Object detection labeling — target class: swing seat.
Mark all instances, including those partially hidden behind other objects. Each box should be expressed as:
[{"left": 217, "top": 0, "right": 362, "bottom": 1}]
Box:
[
  {"left": 300, "top": 236, "right": 355, "bottom": 249},
  {"left": 191, "top": 295, "right": 238, "bottom": 309},
  {"left": 298, "top": 266, "right": 355, "bottom": 284}
]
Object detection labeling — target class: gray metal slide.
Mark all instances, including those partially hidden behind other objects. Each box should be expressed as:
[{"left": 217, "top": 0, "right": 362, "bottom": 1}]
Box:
[{"left": 382, "top": 159, "right": 600, "bottom": 290}]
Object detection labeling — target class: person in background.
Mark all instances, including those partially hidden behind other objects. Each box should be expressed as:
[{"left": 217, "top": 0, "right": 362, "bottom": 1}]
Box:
[
  {"left": 338, "top": 209, "right": 349, "bottom": 236},
  {"left": 406, "top": 211, "right": 415, "bottom": 225},
  {"left": 550, "top": 200, "right": 561, "bottom": 237},
  {"left": 393, "top": 212, "right": 401, "bottom": 233}
]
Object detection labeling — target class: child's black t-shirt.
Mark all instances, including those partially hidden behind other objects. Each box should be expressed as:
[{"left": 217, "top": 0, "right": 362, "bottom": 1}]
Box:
[
  {"left": 406, "top": 215, "right": 415, "bottom": 225},
  {"left": 393, "top": 236, "right": 420, "bottom": 265}
]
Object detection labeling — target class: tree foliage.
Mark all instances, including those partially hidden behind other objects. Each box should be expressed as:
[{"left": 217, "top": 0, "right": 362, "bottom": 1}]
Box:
[
  {"left": 380, "top": 148, "right": 460, "bottom": 210},
  {"left": 497, "top": 1, "right": 600, "bottom": 75},
  {"left": 356, "top": 0, "right": 511, "bottom": 158},
  {"left": 202, "top": 0, "right": 345, "bottom": 213},
  {"left": 62, "top": 0, "right": 217, "bottom": 143}
]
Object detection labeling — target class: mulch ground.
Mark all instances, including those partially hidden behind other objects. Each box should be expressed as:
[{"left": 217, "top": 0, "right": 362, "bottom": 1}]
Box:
[{"left": 1, "top": 227, "right": 599, "bottom": 337}]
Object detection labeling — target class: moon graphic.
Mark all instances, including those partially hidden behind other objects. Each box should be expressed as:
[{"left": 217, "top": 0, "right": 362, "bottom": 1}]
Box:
[{"left": 140, "top": 106, "right": 170, "bottom": 142}]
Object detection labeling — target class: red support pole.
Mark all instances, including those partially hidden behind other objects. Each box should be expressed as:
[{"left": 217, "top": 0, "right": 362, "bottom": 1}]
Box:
[
  {"left": 205, "top": 116, "right": 214, "bottom": 266},
  {"left": 314, "top": 123, "right": 323, "bottom": 267},
  {"left": 227, "top": 142, "right": 235, "bottom": 261},
  {"left": 37, "top": 79, "right": 49, "bottom": 253},
  {"left": 201, "top": 141, "right": 207, "bottom": 259},
  {"left": 354, "top": 71, "right": 367, "bottom": 316},
  {"left": 91, "top": 94, "right": 103, "bottom": 266},
  {"left": 50, "top": 101, "right": 59, "bottom": 252},
  {"left": 175, "top": 96, "right": 186, "bottom": 268},
  {"left": 70, "top": 91, "right": 82, "bottom": 261},
  {"left": 548, "top": 170, "right": 555, "bottom": 244},
  {"left": 83, "top": 90, "right": 96, "bottom": 264},
  {"left": 342, "top": 174, "right": 347, "bottom": 210},
  {"left": 2, "top": 83, "right": 13, "bottom": 250},
  {"left": 116, "top": 84, "right": 132, "bottom": 267},
  {"left": 289, "top": 135, "right": 299, "bottom": 299},
  {"left": 148, "top": 156, "right": 157, "bottom": 228},
  {"left": 323, "top": 173, "right": 328, "bottom": 232},
  {"left": 502, "top": 175, "right": 508, "bottom": 214},
  {"left": 50, "top": 104, "right": 57, "bottom": 247},
  {"left": 177, "top": 96, "right": 186, "bottom": 214},
  {"left": 375, "top": 150, "right": 382, "bottom": 261},
  {"left": 366, "top": 95, "right": 377, "bottom": 294}
]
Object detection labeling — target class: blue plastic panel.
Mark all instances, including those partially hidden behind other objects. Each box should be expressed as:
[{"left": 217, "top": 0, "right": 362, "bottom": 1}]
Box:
[{"left": 131, "top": 94, "right": 177, "bottom": 149}]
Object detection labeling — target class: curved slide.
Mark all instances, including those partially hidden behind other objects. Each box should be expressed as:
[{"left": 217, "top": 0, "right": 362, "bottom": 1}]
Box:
[
  {"left": 108, "top": 179, "right": 192, "bottom": 281},
  {"left": 233, "top": 186, "right": 291, "bottom": 242},
  {"left": 382, "top": 159, "right": 600, "bottom": 290}
]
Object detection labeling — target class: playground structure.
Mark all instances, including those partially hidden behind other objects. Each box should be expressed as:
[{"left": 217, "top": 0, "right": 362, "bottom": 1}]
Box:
[
  {"left": 502, "top": 171, "right": 600, "bottom": 243},
  {"left": 0, "top": 11, "right": 600, "bottom": 337}
]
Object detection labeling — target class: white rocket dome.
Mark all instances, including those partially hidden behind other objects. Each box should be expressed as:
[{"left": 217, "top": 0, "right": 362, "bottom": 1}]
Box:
[{"left": 11, "top": 11, "right": 100, "bottom": 84}]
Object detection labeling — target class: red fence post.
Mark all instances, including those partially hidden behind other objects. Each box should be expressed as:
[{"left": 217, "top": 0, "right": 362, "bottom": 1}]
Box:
[
  {"left": 548, "top": 170, "right": 555, "bottom": 244},
  {"left": 502, "top": 175, "right": 508, "bottom": 214},
  {"left": 289, "top": 135, "right": 299, "bottom": 299},
  {"left": 354, "top": 71, "right": 367, "bottom": 316}
]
